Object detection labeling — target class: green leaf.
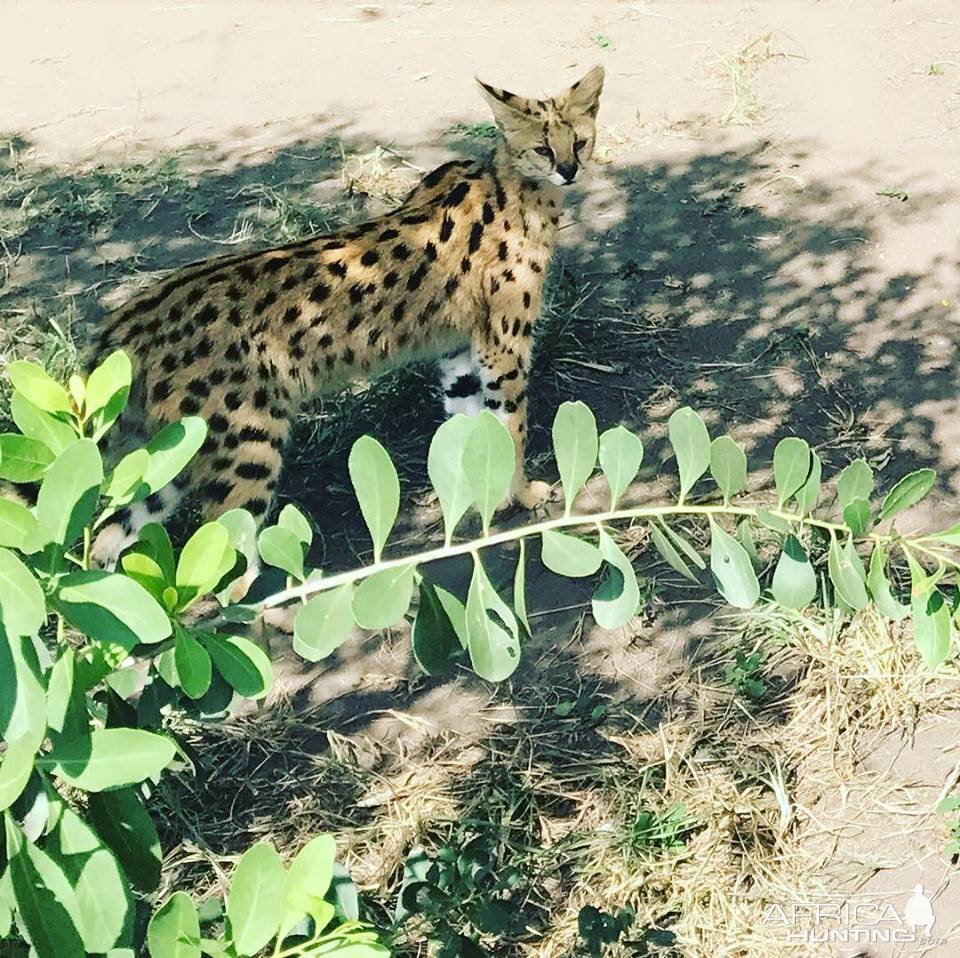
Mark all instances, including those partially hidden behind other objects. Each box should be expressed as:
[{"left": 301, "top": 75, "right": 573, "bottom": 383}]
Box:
[
  {"left": 668, "top": 407, "right": 710, "bottom": 503},
  {"left": 0, "top": 496, "right": 39, "bottom": 550},
  {"left": 737, "top": 519, "right": 759, "bottom": 568},
  {"left": 709, "top": 435, "right": 746, "bottom": 504},
  {"left": 41, "top": 728, "right": 176, "bottom": 791},
  {"left": 827, "top": 535, "right": 869, "bottom": 610},
  {"left": 879, "top": 468, "right": 936, "bottom": 521},
  {"left": 709, "top": 519, "right": 760, "bottom": 609},
  {"left": 598, "top": 425, "right": 643, "bottom": 509},
  {"left": 36, "top": 439, "right": 103, "bottom": 548},
  {"left": 293, "top": 585, "right": 356, "bottom": 662},
  {"left": 553, "top": 401, "right": 598, "bottom": 515},
  {"left": 772, "top": 437, "right": 811, "bottom": 507},
  {"left": 120, "top": 552, "right": 166, "bottom": 601},
  {"left": 462, "top": 411, "right": 514, "bottom": 533},
  {"left": 866, "top": 546, "right": 910, "bottom": 621},
  {"left": 178, "top": 523, "right": 233, "bottom": 593},
  {"left": 0, "top": 547, "right": 46, "bottom": 636},
  {"left": 427, "top": 414, "right": 475, "bottom": 544},
  {"left": 0, "top": 736, "right": 37, "bottom": 812},
  {"left": 435, "top": 587, "right": 469, "bottom": 650},
  {"left": 0, "top": 434, "right": 54, "bottom": 483},
  {"left": 540, "top": 529, "right": 602, "bottom": 577},
  {"left": 658, "top": 520, "right": 706, "bottom": 570},
  {"left": 795, "top": 451, "right": 822, "bottom": 514},
  {"left": 139, "top": 523, "right": 176, "bottom": 583},
  {"left": 175, "top": 629, "right": 213, "bottom": 700},
  {"left": 592, "top": 529, "right": 640, "bottom": 629},
  {"left": 412, "top": 579, "right": 461, "bottom": 676},
  {"left": 928, "top": 522, "right": 960, "bottom": 546},
  {"left": 348, "top": 435, "right": 399, "bottom": 562},
  {"left": 87, "top": 787, "right": 162, "bottom": 893},
  {"left": 11, "top": 390, "right": 77, "bottom": 456},
  {"left": 514, "top": 537, "right": 530, "bottom": 635},
  {"left": 5, "top": 816, "right": 86, "bottom": 958},
  {"left": 281, "top": 835, "right": 336, "bottom": 939},
  {"left": 8, "top": 360, "right": 72, "bottom": 415},
  {"left": 352, "top": 565, "right": 415, "bottom": 630},
  {"left": 842, "top": 498, "right": 872, "bottom": 536},
  {"left": 143, "top": 418, "right": 206, "bottom": 494},
  {"left": 257, "top": 525, "right": 305, "bottom": 581},
  {"left": 50, "top": 804, "right": 133, "bottom": 952},
  {"left": 837, "top": 459, "right": 874, "bottom": 509},
  {"left": 56, "top": 570, "right": 171, "bottom": 649},
  {"left": 201, "top": 634, "right": 272, "bottom": 699},
  {"left": 465, "top": 554, "right": 521, "bottom": 682},
  {"left": 148, "top": 892, "right": 201, "bottom": 958},
  {"left": 912, "top": 588, "right": 952, "bottom": 668},
  {"left": 649, "top": 523, "right": 697, "bottom": 582},
  {"left": 46, "top": 648, "right": 75, "bottom": 734},
  {"left": 0, "top": 630, "right": 46, "bottom": 750},
  {"left": 227, "top": 842, "right": 286, "bottom": 957},
  {"left": 103, "top": 449, "right": 150, "bottom": 506},
  {"left": 278, "top": 504, "right": 312, "bottom": 549},
  {"left": 756, "top": 510, "right": 791, "bottom": 533},
  {"left": 771, "top": 535, "right": 817, "bottom": 610},
  {"left": 85, "top": 350, "right": 131, "bottom": 431}
]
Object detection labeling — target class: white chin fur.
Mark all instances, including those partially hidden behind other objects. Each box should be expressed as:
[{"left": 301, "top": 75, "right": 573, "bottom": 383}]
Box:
[{"left": 549, "top": 171, "right": 573, "bottom": 186}]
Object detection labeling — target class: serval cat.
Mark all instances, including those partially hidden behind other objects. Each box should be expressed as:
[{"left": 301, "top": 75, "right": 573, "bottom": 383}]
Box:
[{"left": 92, "top": 66, "right": 605, "bottom": 567}]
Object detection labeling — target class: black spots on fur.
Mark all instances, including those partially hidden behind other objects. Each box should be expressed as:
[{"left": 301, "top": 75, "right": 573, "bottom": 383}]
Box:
[
  {"left": 253, "top": 387, "right": 270, "bottom": 409},
  {"left": 152, "top": 380, "right": 172, "bottom": 402},
  {"left": 328, "top": 261, "right": 348, "bottom": 279},
  {"left": 160, "top": 354, "right": 177, "bottom": 374},
  {"left": 237, "top": 263, "right": 257, "bottom": 283},
  {"left": 422, "top": 163, "right": 454, "bottom": 188},
  {"left": 322, "top": 240, "right": 345, "bottom": 251},
  {"left": 491, "top": 170, "right": 507, "bottom": 210},
  {"left": 498, "top": 241, "right": 508, "bottom": 261},
  {"left": 318, "top": 333, "right": 333, "bottom": 349},
  {"left": 212, "top": 456, "right": 232, "bottom": 471},
  {"left": 197, "top": 302, "right": 218, "bottom": 325},
  {"left": 179, "top": 394, "right": 200, "bottom": 415},
  {"left": 223, "top": 432, "right": 240, "bottom": 450},
  {"left": 225, "top": 343, "right": 242, "bottom": 362},
  {"left": 482, "top": 202, "right": 495, "bottom": 225},
  {"left": 262, "top": 257, "right": 287, "bottom": 274},
  {"left": 406, "top": 263, "right": 428, "bottom": 292},
  {"left": 424, "top": 241, "right": 438, "bottom": 262},
  {"left": 195, "top": 336, "right": 212, "bottom": 358},
  {"left": 246, "top": 497, "right": 269, "bottom": 517},
  {"left": 302, "top": 263, "right": 318, "bottom": 282},
  {"left": 397, "top": 332, "right": 410, "bottom": 348},
  {"left": 186, "top": 286, "right": 204, "bottom": 306},
  {"left": 445, "top": 277, "right": 459, "bottom": 297},
  {"left": 391, "top": 301, "right": 406, "bottom": 324},
  {"left": 384, "top": 271, "right": 399, "bottom": 289},
  {"left": 484, "top": 398, "right": 502, "bottom": 411},
  {"left": 348, "top": 284, "right": 365, "bottom": 305},
  {"left": 378, "top": 228, "right": 400, "bottom": 242},
  {"left": 236, "top": 461, "right": 272, "bottom": 481},
  {"left": 391, "top": 243, "right": 411, "bottom": 262},
  {"left": 282, "top": 275, "right": 298, "bottom": 291},
  {"left": 209, "top": 369, "right": 226, "bottom": 386},
  {"left": 501, "top": 367, "right": 519, "bottom": 382},
  {"left": 325, "top": 354, "right": 336, "bottom": 369},
  {"left": 361, "top": 249, "right": 379, "bottom": 267},
  {"left": 342, "top": 347, "right": 355, "bottom": 365},
  {"left": 230, "top": 368, "right": 246, "bottom": 384},
  {"left": 203, "top": 479, "right": 234, "bottom": 504},
  {"left": 500, "top": 317, "right": 509, "bottom": 335},
  {"left": 254, "top": 290, "right": 278, "bottom": 314},
  {"left": 290, "top": 329, "right": 306, "bottom": 349},
  {"left": 523, "top": 291, "right": 531, "bottom": 308},
  {"left": 503, "top": 219, "right": 511, "bottom": 232},
  {"left": 368, "top": 327, "right": 382, "bottom": 346},
  {"left": 225, "top": 391, "right": 243, "bottom": 411},
  {"left": 284, "top": 305, "right": 301, "bottom": 324},
  {"left": 468, "top": 222, "right": 484, "bottom": 254},
  {"left": 187, "top": 378, "right": 210, "bottom": 398},
  {"left": 209, "top": 413, "right": 230, "bottom": 433},
  {"left": 460, "top": 257, "right": 471, "bottom": 274},
  {"left": 445, "top": 374, "right": 481, "bottom": 399},
  {"left": 439, "top": 215, "right": 455, "bottom": 242},
  {"left": 228, "top": 306, "right": 243, "bottom": 327},
  {"left": 503, "top": 399, "right": 519, "bottom": 414},
  {"left": 310, "top": 282, "right": 331, "bottom": 303},
  {"left": 490, "top": 278, "right": 501, "bottom": 296},
  {"left": 401, "top": 212, "right": 430, "bottom": 226},
  {"left": 530, "top": 260, "right": 543, "bottom": 274},
  {"left": 347, "top": 314, "right": 363, "bottom": 333},
  {"left": 522, "top": 322, "right": 533, "bottom": 337},
  {"left": 511, "top": 318, "right": 521, "bottom": 336},
  {"left": 442, "top": 181, "right": 470, "bottom": 208},
  {"left": 237, "top": 425, "right": 270, "bottom": 443},
  {"left": 226, "top": 283, "right": 243, "bottom": 302},
  {"left": 501, "top": 269, "right": 515, "bottom": 283}
]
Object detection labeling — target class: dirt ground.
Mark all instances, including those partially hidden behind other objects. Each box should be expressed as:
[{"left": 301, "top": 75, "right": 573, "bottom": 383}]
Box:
[{"left": 3, "top": 1, "right": 960, "bottom": 956}]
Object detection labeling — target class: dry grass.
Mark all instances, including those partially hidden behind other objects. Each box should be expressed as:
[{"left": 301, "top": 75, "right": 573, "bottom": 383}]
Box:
[{"left": 153, "top": 602, "right": 960, "bottom": 957}]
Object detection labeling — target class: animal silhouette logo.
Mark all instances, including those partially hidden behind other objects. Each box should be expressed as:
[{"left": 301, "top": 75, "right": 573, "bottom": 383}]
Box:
[{"left": 904, "top": 885, "right": 936, "bottom": 937}]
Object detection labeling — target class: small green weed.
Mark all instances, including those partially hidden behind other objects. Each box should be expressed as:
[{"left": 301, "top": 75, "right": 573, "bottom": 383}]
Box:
[
  {"left": 625, "top": 803, "right": 695, "bottom": 854},
  {"left": 577, "top": 905, "right": 634, "bottom": 956},
  {"left": 446, "top": 122, "right": 498, "bottom": 140},
  {"left": 724, "top": 648, "right": 766, "bottom": 699}
]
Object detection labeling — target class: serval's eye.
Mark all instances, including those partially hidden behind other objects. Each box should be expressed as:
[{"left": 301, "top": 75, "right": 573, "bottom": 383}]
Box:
[
  {"left": 533, "top": 145, "right": 554, "bottom": 161},
  {"left": 574, "top": 138, "right": 588, "bottom": 153}
]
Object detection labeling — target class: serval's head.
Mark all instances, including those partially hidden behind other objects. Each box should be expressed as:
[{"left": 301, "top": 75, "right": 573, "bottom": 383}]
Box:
[{"left": 477, "top": 65, "right": 605, "bottom": 187}]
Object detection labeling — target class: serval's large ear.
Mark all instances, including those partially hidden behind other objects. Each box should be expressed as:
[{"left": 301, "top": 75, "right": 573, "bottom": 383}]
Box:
[
  {"left": 476, "top": 79, "right": 540, "bottom": 131},
  {"left": 562, "top": 65, "right": 605, "bottom": 118}
]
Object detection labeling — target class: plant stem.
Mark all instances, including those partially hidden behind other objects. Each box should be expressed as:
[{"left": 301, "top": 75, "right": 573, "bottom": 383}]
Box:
[{"left": 259, "top": 503, "right": 888, "bottom": 611}]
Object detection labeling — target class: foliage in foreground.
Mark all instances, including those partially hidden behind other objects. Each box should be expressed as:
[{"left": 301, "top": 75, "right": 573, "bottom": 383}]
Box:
[{"left": 0, "top": 349, "right": 958, "bottom": 956}]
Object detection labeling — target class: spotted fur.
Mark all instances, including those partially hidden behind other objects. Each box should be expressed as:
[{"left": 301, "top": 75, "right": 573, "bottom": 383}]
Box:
[{"left": 91, "top": 66, "right": 605, "bottom": 567}]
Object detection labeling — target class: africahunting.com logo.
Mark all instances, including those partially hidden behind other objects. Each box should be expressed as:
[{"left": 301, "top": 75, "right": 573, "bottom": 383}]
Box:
[{"left": 762, "top": 885, "right": 946, "bottom": 947}]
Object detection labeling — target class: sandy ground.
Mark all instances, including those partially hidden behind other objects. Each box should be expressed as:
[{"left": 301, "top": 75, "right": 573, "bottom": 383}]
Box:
[{"left": 4, "top": 1, "right": 960, "bottom": 955}]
